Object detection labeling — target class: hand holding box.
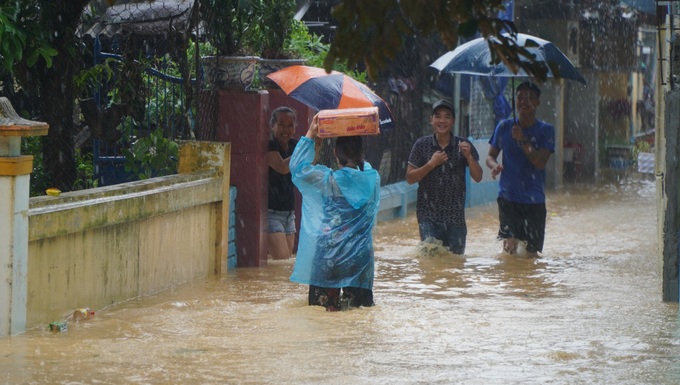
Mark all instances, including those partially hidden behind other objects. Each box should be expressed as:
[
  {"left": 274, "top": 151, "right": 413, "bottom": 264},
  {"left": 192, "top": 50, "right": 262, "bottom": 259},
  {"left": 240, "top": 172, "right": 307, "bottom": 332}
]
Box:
[{"left": 317, "top": 107, "right": 380, "bottom": 138}]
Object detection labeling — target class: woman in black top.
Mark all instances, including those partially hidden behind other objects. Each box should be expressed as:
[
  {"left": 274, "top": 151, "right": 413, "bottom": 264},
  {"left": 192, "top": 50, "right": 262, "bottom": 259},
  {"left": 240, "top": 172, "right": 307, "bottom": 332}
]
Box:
[{"left": 267, "top": 106, "right": 299, "bottom": 259}]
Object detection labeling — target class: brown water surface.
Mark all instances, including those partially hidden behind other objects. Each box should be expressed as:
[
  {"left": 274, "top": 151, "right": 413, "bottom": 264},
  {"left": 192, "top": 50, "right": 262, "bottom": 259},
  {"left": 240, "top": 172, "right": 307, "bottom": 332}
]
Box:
[{"left": 1, "top": 176, "right": 678, "bottom": 384}]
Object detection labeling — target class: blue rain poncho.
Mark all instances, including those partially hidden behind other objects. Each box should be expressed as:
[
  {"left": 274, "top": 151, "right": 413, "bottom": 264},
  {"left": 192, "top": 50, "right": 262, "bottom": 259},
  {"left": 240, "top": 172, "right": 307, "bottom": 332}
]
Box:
[{"left": 289, "top": 136, "right": 381, "bottom": 289}]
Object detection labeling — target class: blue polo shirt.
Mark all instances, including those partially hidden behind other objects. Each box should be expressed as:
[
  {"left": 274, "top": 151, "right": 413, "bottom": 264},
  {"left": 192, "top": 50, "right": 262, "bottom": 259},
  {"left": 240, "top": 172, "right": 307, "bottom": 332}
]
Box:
[{"left": 488, "top": 118, "right": 555, "bottom": 204}]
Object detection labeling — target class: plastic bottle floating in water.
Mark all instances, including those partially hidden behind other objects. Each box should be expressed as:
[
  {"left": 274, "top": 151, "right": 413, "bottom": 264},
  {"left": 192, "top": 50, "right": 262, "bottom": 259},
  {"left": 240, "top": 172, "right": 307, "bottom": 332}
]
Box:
[{"left": 73, "top": 308, "right": 95, "bottom": 321}]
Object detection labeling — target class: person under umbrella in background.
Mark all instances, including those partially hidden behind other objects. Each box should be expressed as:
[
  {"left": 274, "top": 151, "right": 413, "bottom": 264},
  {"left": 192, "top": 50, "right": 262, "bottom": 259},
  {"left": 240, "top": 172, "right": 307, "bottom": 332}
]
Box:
[
  {"left": 267, "top": 106, "right": 299, "bottom": 260},
  {"left": 486, "top": 81, "right": 555, "bottom": 257},
  {"left": 289, "top": 115, "right": 380, "bottom": 311},
  {"left": 406, "top": 99, "right": 483, "bottom": 255}
]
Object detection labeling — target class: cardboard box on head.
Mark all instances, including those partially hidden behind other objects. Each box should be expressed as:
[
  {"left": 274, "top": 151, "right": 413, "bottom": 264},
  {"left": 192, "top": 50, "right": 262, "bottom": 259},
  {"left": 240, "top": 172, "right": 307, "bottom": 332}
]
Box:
[{"left": 317, "top": 107, "right": 380, "bottom": 138}]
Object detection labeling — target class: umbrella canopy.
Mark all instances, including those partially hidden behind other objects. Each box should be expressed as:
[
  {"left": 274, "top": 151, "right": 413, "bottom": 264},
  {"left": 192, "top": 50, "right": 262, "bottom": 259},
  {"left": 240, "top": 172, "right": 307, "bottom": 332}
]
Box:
[
  {"left": 620, "top": 0, "right": 656, "bottom": 15},
  {"left": 430, "top": 33, "right": 586, "bottom": 85},
  {"left": 266, "top": 65, "right": 395, "bottom": 132}
]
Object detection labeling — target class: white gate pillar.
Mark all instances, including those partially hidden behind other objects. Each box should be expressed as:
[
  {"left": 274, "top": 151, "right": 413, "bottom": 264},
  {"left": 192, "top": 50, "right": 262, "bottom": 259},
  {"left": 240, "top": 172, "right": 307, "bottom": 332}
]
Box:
[{"left": 0, "top": 97, "right": 48, "bottom": 336}]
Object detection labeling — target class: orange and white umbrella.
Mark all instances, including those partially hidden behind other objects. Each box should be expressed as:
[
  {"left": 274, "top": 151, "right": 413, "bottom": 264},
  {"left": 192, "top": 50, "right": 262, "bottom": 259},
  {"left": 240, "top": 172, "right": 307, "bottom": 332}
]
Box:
[{"left": 266, "top": 65, "right": 395, "bottom": 131}]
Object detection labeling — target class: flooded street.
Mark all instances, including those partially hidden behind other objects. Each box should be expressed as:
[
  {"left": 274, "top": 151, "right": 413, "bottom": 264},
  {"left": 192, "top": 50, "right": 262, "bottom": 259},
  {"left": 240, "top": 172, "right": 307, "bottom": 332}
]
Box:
[{"left": 2, "top": 176, "right": 679, "bottom": 384}]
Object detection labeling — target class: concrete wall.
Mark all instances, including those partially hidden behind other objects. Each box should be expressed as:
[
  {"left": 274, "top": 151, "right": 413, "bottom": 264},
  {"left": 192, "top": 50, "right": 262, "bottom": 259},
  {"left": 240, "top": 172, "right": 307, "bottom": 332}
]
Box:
[
  {"left": 25, "top": 142, "right": 232, "bottom": 327},
  {"left": 467, "top": 140, "right": 498, "bottom": 207},
  {"left": 21, "top": 134, "right": 497, "bottom": 329}
]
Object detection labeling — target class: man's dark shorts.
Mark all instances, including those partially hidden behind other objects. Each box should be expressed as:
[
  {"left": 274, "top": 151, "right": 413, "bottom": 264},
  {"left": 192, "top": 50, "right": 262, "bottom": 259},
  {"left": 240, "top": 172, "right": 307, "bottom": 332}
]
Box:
[{"left": 497, "top": 197, "right": 547, "bottom": 253}]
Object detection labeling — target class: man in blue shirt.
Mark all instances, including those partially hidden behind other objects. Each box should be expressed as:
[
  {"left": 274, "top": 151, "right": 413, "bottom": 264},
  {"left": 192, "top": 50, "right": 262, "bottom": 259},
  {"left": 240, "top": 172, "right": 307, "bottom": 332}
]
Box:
[{"left": 486, "top": 82, "right": 555, "bottom": 257}]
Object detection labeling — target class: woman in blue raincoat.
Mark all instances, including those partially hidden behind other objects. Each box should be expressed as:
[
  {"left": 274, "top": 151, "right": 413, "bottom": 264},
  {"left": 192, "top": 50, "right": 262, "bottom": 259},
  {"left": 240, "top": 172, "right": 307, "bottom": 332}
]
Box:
[{"left": 289, "top": 115, "right": 381, "bottom": 311}]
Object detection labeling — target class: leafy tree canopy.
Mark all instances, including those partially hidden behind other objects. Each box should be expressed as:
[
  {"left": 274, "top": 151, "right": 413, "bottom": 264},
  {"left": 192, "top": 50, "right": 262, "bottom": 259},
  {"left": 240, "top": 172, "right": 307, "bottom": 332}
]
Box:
[
  {"left": 0, "top": 1, "right": 57, "bottom": 77},
  {"left": 324, "top": 0, "right": 548, "bottom": 81}
]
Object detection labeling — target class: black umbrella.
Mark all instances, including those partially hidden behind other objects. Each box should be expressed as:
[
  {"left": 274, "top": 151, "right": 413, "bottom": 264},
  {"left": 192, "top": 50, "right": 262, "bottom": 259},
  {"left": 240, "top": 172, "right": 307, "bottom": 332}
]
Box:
[{"left": 430, "top": 33, "right": 586, "bottom": 121}]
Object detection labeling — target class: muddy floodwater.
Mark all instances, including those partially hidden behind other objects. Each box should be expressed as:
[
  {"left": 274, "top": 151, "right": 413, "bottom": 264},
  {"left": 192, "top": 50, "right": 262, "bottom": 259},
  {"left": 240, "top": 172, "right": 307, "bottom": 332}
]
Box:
[{"left": 1, "top": 176, "right": 678, "bottom": 384}]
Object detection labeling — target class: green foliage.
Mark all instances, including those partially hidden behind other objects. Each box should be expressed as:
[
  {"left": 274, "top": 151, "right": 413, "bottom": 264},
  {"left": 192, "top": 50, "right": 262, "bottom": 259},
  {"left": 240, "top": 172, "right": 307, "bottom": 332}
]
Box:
[
  {"left": 197, "top": 0, "right": 528, "bottom": 82},
  {"left": 73, "top": 58, "right": 116, "bottom": 98},
  {"left": 635, "top": 140, "right": 652, "bottom": 153},
  {"left": 325, "top": 0, "right": 529, "bottom": 81},
  {"left": 189, "top": 39, "right": 211, "bottom": 77},
  {"left": 288, "top": 21, "right": 367, "bottom": 83},
  {"left": 633, "top": 140, "right": 653, "bottom": 166},
  {"left": 142, "top": 56, "right": 187, "bottom": 125},
  {"left": 22, "top": 137, "right": 99, "bottom": 195},
  {"left": 0, "top": 1, "right": 57, "bottom": 73},
  {"left": 122, "top": 128, "right": 179, "bottom": 180},
  {"left": 73, "top": 149, "right": 98, "bottom": 190},
  {"left": 0, "top": 11, "right": 27, "bottom": 73},
  {"left": 21, "top": 136, "right": 50, "bottom": 197},
  {"left": 288, "top": 21, "right": 326, "bottom": 67},
  {"left": 73, "top": 49, "right": 188, "bottom": 188},
  {"left": 249, "top": 0, "right": 297, "bottom": 58},
  {"left": 200, "top": 0, "right": 260, "bottom": 55},
  {"left": 201, "top": 0, "right": 300, "bottom": 58}
]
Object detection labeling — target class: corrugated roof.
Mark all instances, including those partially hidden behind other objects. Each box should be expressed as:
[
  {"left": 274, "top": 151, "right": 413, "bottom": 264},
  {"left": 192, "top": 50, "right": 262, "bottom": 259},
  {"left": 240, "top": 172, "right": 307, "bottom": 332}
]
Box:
[{"left": 83, "top": 0, "right": 194, "bottom": 38}]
